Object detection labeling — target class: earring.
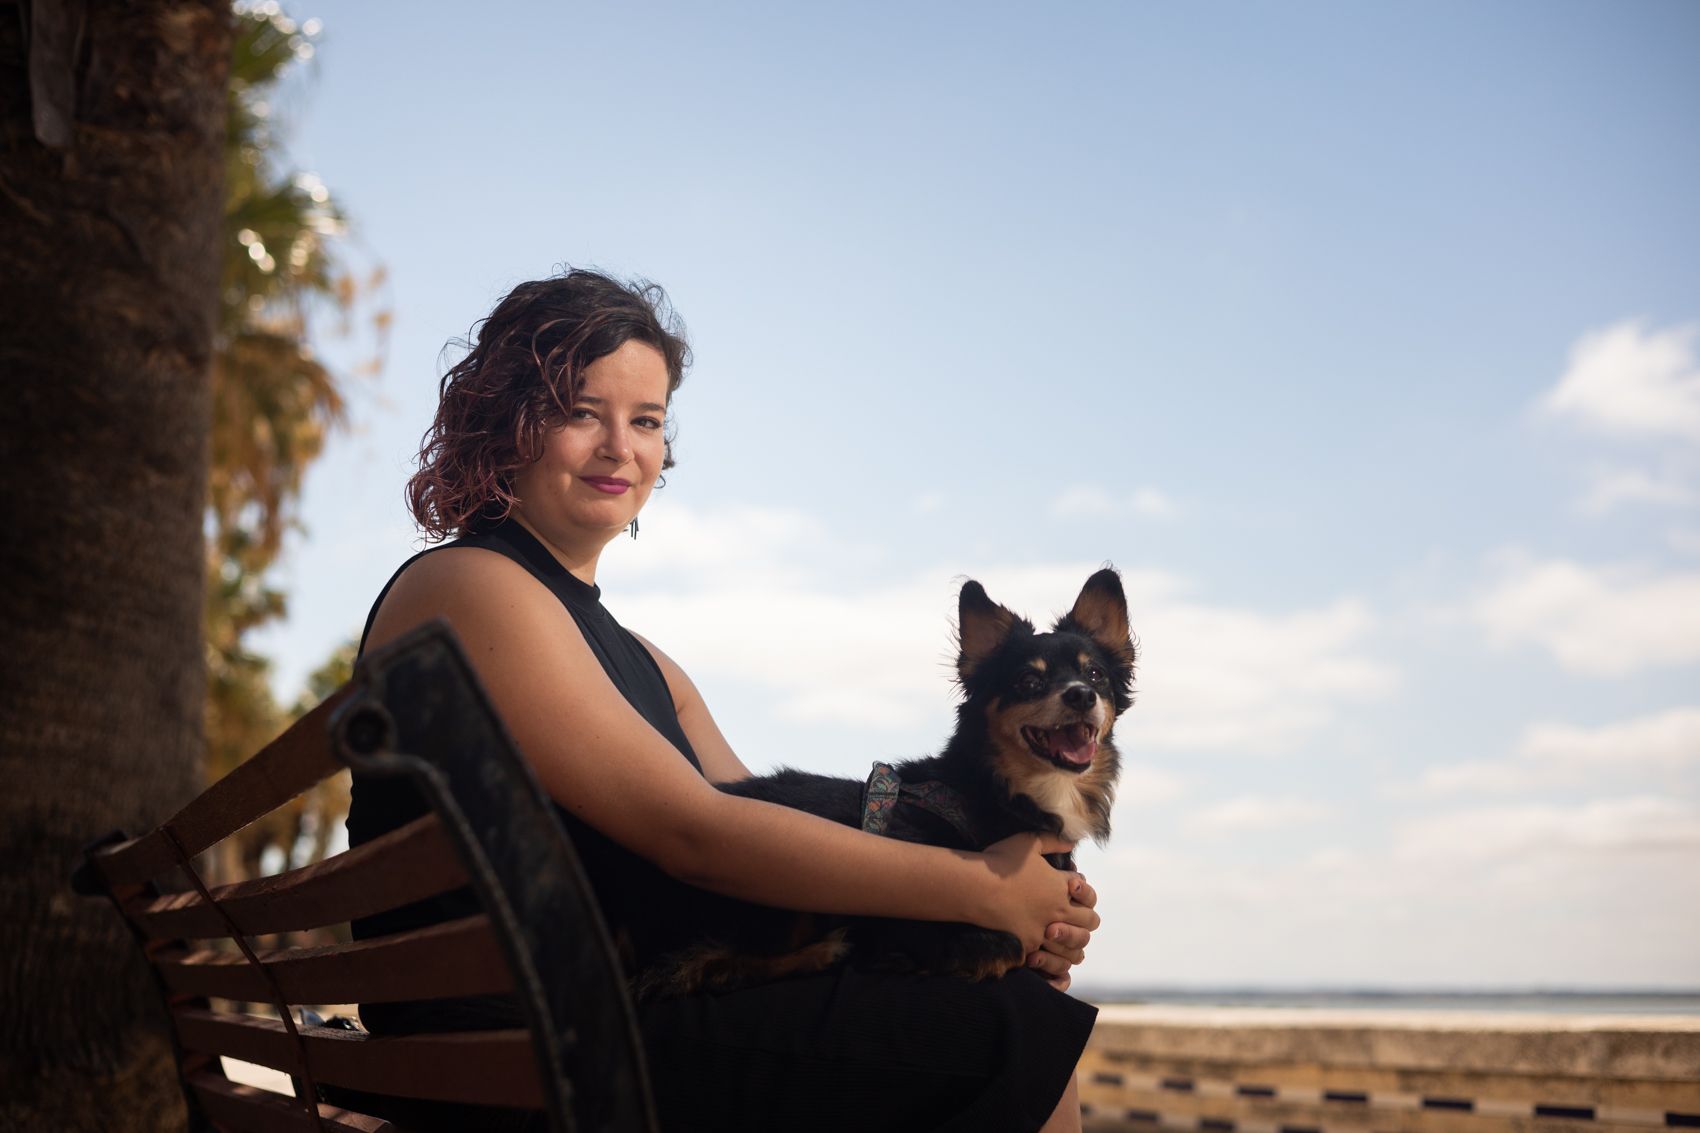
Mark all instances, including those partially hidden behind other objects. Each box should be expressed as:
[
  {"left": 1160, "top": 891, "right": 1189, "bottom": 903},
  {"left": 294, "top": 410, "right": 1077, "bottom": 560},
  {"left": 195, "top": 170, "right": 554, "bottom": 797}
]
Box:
[{"left": 628, "top": 517, "right": 639, "bottom": 540}]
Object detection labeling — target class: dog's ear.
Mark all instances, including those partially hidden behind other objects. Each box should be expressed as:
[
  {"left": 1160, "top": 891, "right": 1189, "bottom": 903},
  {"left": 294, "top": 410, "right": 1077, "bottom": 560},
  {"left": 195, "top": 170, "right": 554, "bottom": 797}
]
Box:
[
  {"left": 957, "top": 580, "right": 1022, "bottom": 681},
  {"left": 1061, "top": 568, "right": 1136, "bottom": 670}
]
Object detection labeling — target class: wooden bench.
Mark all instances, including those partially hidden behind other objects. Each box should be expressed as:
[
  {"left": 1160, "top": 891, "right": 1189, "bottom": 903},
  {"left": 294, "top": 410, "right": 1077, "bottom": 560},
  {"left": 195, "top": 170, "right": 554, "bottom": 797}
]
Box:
[{"left": 73, "top": 621, "right": 658, "bottom": 1133}]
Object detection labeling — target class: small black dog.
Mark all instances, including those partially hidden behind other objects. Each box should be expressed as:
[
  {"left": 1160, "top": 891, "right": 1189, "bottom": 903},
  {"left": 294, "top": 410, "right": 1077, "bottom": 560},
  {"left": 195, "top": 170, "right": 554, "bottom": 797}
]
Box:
[{"left": 633, "top": 568, "right": 1134, "bottom": 1000}]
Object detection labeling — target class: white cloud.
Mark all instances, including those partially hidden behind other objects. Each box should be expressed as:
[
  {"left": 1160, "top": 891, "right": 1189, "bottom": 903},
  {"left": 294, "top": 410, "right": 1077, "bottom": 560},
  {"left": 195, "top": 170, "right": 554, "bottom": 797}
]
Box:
[
  {"left": 616, "top": 521, "right": 1164, "bottom": 731},
  {"left": 912, "top": 490, "right": 947, "bottom": 515},
  {"left": 1393, "top": 796, "right": 1700, "bottom": 864},
  {"left": 1079, "top": 804, "right": 1700, "bottom": 986},
  {"left": 1130, "top": 488, "right": 1176, "bottom": 519},
  {"left": 1578, "top": 465, "right": 1694, "bottom": 514},
  {"left": 1114, "top": 763, "right": 1187, "bottom": 808},
  {"left": 1521, "top": 709, "right": 1700, "bottom": 772},
  {"left": 1415, "top": 760, "right": 1536, "bottom": 795},
  {"left": 1473, "top": 551, "right": 1700, "bottom": 676},
  {"left": 1669, "top": 527, "right": 1700, "bottom": 558},
  {"left": 1417, "top": 707, "right": 1700, "bottom": 795},
  {"left": 1130, "top": 595, "right": 1397, "bottom": 752},
  {"left": 619, "top": 575, "right": 960, "bottom": 730},
  {"left": 1052, "top": 484, "right": 1118, "bottom": 518},
  {"left": 610, "top": 500, "right": 1393, "bottom": 754},
  {"left": 1051, "top": 484, "right": 1178, "bottom": 521},
  {"left": 1183, "top": 795, "right": 1331, "bottom": 833},
  {"left": 602, "top": 500, "right": 846, "bottom": 588},
  {"left": 1540, "top": 319, "right": 1700, "bottom": 441}
]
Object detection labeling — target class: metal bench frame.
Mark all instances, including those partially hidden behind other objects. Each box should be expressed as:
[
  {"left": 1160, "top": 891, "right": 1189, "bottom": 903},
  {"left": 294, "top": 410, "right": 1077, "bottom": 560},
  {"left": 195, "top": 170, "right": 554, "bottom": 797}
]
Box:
[{"left": 74, "top": 621, "right": 658, "bottom": 1133}]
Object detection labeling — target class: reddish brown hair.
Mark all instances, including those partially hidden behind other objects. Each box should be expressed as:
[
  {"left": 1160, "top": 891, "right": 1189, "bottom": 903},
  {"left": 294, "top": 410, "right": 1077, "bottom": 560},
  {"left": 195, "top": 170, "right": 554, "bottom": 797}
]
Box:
[{"left": 406, "top": 269, "right": 690, "bottom": 539}]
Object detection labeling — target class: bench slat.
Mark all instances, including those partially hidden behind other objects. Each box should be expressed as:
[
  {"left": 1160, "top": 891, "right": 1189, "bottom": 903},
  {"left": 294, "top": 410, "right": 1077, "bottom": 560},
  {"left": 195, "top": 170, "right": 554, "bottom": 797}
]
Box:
[
  {"left": 125, "top": 814, "right": 466, "bottom": 940},
  {"left": 92, "top": 690, "right": 352, "bottom": 889},
  {"left": 187, "top": 1072, "right": 398, "bottom": 1133},
  {"left": 154, "top": 915, "right": 512, "bottom": 1005},
  {"left": 173, "top": 1008, "right": 546, "bottom": 1109}
]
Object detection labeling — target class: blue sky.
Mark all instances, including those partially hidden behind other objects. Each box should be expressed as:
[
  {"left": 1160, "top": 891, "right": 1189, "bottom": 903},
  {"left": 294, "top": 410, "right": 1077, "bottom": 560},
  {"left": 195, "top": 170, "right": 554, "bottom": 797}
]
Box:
[{"left": 256, "top": 1, "right": 1700, "bottom": 990}]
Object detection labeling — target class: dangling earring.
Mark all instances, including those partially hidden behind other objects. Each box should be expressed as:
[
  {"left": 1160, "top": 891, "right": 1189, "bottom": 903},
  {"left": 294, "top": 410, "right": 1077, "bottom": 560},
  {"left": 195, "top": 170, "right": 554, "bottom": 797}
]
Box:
[{"left": 628, "top": 516, "right": 639, "bottom": 540}]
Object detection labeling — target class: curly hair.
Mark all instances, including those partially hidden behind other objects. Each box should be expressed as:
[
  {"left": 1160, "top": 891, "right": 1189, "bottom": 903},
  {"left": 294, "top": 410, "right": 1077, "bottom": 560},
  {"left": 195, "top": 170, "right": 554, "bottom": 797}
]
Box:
[{"left": 406, "top": 269, "right": 690, "bottom": 539}]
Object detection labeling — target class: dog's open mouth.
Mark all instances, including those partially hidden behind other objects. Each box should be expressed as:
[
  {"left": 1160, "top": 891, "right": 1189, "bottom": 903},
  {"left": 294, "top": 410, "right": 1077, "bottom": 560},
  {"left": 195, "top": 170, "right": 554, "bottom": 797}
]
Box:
[{"left": 1022, "top": 723, "right": 1097, "bottom": 771}]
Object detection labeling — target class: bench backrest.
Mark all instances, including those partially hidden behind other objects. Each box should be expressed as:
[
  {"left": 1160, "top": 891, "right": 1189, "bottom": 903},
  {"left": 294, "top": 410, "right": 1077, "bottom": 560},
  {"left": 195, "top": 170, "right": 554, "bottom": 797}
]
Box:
[{"left": 74, "top": 621, "right": 658, "bottom": 1133}]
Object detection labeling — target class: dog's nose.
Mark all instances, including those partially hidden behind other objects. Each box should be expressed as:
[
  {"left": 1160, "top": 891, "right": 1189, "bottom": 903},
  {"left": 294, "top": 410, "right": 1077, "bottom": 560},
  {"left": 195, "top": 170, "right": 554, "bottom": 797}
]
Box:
[{"left": 1062, "top": 683, "right": 1096, "bottom": 712}]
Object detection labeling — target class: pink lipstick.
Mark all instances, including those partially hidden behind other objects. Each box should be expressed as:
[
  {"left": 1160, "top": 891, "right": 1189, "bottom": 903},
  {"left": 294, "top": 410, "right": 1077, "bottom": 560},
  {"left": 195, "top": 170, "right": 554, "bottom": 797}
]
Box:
[{"left": 582, "top": 477, "right": 630, "bottom": 494}]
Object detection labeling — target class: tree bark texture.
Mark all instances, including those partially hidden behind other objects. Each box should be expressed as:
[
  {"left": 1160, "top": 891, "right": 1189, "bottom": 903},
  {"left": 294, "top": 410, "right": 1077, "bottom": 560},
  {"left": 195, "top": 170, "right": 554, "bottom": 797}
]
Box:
[{"left": 0, "top": 2, "right": 231, "bottom": 1128}]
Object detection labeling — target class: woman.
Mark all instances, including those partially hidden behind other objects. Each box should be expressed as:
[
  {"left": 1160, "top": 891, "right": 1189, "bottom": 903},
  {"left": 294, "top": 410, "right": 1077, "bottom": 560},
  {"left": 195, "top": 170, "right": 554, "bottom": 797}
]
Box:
[{"left": 349, "top": 269, "right": 1101, "bottom": 1132}]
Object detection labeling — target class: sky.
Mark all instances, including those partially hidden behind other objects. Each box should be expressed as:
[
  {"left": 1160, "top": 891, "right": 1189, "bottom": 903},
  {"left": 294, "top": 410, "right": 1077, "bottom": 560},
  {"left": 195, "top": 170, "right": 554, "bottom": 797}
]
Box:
[{"left": 254, "top": 0, "right": 1700, "bottom": 991}]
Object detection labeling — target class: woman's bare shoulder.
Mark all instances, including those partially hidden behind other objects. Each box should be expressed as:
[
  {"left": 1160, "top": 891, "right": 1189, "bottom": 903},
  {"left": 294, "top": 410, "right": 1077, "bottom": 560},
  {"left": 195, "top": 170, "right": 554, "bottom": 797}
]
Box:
[
  {"left": 392, "top": 543, "right": 534, "bottom": 588},
  {"left": 366, "top": 544, "right": 562, "bottom": 653}
]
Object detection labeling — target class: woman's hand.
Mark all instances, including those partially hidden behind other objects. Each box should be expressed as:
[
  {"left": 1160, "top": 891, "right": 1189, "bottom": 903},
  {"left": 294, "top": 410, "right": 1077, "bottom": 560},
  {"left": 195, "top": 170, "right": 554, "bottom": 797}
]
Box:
[
  {"left": 978, "top": 832, "right": 1099, "bottom": 955},
  {"left": 1027, "top": 874, "right": 1096, "bottom": 992}
]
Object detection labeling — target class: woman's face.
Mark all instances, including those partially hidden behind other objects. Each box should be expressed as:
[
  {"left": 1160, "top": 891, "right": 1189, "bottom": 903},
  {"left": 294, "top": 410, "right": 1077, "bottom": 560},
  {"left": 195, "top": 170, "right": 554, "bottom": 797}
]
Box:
[{"left": 511, "top": 339, "right": 671, "bottom": 544}]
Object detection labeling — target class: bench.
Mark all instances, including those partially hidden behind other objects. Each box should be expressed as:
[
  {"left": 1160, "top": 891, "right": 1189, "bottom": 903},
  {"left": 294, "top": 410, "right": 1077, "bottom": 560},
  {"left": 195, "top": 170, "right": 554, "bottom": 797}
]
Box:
[{"left": 72, "top": 621, "right": 658, "bottom": 1133}]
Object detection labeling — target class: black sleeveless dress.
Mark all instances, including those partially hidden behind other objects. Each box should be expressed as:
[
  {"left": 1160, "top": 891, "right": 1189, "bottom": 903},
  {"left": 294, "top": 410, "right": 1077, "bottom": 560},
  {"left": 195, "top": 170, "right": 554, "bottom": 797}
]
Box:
[{"left": 346, "top": 518, "right": 1097, "bottom": 1133}]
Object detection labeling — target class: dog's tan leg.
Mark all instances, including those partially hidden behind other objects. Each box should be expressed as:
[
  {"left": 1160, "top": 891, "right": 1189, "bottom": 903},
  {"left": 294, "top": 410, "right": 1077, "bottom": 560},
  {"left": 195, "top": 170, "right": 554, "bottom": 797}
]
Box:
[
  {"left": 698, "top": 928, "right": 850, "bottom": 991},
  {"left": 640, "top": 929, "right": 852, "bottom": 1000}
]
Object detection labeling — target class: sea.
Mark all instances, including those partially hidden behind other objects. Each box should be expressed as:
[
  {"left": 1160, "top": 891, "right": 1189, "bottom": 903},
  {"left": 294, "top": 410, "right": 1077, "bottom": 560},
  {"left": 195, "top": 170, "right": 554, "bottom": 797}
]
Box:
[{"left": 1076, "top": 988, "right": 1700, "bottom": 1016}]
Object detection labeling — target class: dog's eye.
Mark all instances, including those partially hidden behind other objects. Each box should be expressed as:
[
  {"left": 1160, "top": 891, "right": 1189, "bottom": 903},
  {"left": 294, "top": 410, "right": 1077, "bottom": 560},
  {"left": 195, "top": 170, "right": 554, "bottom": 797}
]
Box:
[
  {"left": 1086, "top": 666, "right": 1107, "bottom": 687},
  {"left": 1016, "top": 672, "right": 1045, "bottom": 695}
]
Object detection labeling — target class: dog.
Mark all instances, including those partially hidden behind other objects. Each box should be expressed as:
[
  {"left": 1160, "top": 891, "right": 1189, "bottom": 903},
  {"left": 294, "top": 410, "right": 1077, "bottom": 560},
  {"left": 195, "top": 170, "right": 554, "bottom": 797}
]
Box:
[{"left": 632, "top": 567, "right": 1134, "bottom": 1000}]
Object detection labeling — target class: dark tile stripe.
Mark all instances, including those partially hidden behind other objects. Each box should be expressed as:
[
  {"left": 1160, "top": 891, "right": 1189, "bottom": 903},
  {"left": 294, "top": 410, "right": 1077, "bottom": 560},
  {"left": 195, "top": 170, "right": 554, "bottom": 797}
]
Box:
[
  {"left": 1237, "top": 1085, "right": 1279, "bottom": 1099},
  {"left": 1124, "top": 1108, "right": 1161, "bottom": 1124},
  {"left": 1092, "top": 1072, "right": 1125, "bottom": 1086},
  {"left": 1162, "top": 1077, "right": 1197, "bottom": 1092},
  {"left": 1665, "top": 1114, "right": 1700, "bottom": 1128},
  {"left": 1200, "top": 1119, "right": 1236, "bottom": 1131},
  {"left": 1324, "top": 1091, "right": 1370, "bottom": 1105},
  {"left": 1534, "top": 1105, "right": 1595, "bottom": 1121},
  {"left": 1423, "top": 1098, "right": 1476, "bottom": 1111}
]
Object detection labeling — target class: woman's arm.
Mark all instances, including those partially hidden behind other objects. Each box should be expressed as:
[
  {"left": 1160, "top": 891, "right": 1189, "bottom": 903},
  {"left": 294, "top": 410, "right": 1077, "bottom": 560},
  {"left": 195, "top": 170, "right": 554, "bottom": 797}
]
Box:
[
  {"left": 367, "top": 548, "right": 1097, "bottom": 954},
  {"left": 640, "top": 629, "right": 1104, "bottom": 983},
  {"left": 639, "top": 626, "right": 1101, "bottom": 986},
  {"left": 629, "top": 632, "right": 753, "bottom": 785},
  {"left": 640, "top": 629, "right": 1104, "bottom": 984}
]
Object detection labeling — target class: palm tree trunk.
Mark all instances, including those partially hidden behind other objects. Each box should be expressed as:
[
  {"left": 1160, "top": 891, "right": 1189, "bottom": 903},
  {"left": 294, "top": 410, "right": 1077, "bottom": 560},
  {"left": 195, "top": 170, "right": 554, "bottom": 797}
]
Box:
[{"left": 0, "top": 3, "right": 232, "bottom": 1129}]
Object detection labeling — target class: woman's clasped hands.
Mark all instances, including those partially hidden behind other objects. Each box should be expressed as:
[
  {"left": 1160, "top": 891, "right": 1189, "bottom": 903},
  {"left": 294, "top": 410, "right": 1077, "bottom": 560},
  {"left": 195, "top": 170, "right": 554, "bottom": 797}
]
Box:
[{"left": 979, "top": 829, "right": 1099, "bottom": 993}]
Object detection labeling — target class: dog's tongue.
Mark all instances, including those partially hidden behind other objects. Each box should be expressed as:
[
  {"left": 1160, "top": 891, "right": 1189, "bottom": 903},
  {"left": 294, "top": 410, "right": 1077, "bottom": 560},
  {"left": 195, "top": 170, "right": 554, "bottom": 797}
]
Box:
[{"left": 1046, "top": 724, "right": 1097, "bottom": 766}]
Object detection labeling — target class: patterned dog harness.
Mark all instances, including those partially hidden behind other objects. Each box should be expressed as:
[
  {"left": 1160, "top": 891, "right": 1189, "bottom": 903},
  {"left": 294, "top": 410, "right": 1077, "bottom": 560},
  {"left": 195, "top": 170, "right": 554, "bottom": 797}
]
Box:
[{"left": 861, "top": 761, "right": 981, "bottom": 846}]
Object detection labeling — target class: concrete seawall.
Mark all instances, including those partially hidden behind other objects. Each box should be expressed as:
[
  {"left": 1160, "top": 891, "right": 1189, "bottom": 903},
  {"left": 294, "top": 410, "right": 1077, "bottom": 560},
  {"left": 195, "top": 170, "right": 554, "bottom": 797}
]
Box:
[{"left": 1079, "top": 1005, "right": 1700, "bottom": 1133}]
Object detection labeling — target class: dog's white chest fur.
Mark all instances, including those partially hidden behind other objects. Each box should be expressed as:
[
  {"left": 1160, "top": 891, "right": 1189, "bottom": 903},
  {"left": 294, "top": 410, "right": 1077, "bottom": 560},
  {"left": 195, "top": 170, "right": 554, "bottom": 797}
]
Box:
[{"left": 1023, "top": 772, "right": 1097, "bottom": 843}]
